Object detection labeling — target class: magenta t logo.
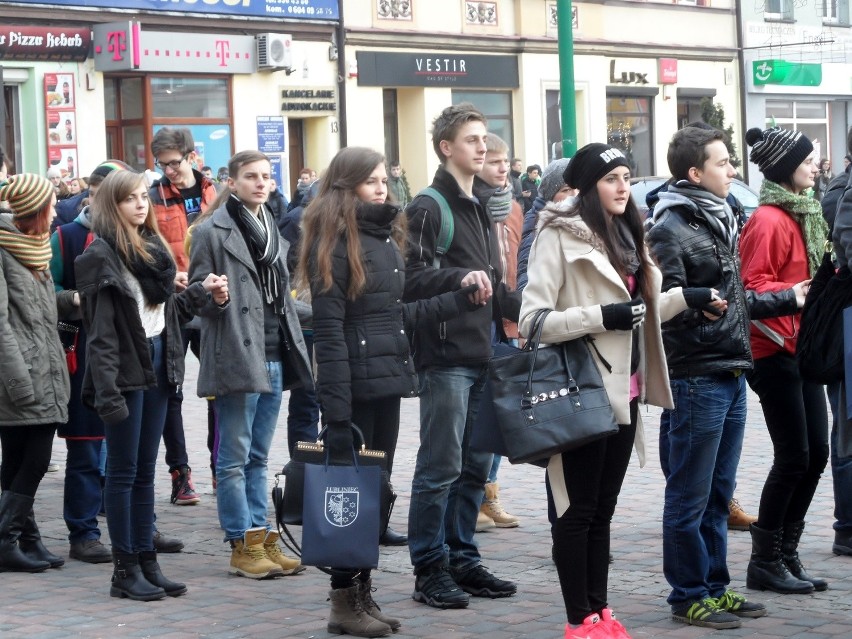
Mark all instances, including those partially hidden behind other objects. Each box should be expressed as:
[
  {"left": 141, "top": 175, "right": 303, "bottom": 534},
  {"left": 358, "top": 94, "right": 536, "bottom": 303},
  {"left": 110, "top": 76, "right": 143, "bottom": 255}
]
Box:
[
  {"left": 106, "top": 31, "right": 127, "bottom": 61},
  {"left": 215, "top": 40, "right": 229, "bottom": 67}
]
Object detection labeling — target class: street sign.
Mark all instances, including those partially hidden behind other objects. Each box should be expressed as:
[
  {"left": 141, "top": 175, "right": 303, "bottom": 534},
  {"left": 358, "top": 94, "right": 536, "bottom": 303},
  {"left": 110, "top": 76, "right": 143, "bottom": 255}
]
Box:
[{"left": 753, "top": 59, "right": 822, "bottom": 86}]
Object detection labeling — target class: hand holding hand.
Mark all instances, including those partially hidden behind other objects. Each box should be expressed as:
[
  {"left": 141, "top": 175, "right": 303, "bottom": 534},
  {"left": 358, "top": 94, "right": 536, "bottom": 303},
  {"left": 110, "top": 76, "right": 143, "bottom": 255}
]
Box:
[
  {"left": 174, "top": 271, "right": 189, "bottom": 292},
  {"left": 453, "top": 283, "right": 481, "bottom": 312},
  {"left": 202, "top": 274, "right": 229, "bottom": 305},
  {"left": 460, "top": 271, "right": 492, "bottom": 305},
  {"left": 792, "top": 279, "right": 811, "bottom": 309}
]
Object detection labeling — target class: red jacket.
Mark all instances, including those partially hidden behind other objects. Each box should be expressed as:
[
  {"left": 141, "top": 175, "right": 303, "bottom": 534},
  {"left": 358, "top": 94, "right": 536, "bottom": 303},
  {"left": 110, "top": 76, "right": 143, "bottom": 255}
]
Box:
[
  {"left": 739, "top": 204, "right": 808, "bottom": 359},
  {"left": 149, "top": 170, "right": 217, "bottom": 271}
]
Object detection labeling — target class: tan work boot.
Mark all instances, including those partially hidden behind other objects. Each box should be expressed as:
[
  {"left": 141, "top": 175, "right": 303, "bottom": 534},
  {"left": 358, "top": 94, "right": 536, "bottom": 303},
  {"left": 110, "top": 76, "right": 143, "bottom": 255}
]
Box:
[
  {"left": 229, "top": 527, "right": 285, "bottom": 579},
  {"left": 728, "top": 498, "right": 758, "bottom": 532},
  {"left": 481, "top": 482, "right": 520, "bottom": 528},
  {"left": 476, "top": 510, "right": 495, "bottom": 532},
  {"left": 328, "top": 585, "right": 391, "bottom": 637},
  {"left": 263, "top": 530, "right": 305, "bottom": 575},
  {"left": 358, "top": 577, "right": 401, "bottom": 632}
]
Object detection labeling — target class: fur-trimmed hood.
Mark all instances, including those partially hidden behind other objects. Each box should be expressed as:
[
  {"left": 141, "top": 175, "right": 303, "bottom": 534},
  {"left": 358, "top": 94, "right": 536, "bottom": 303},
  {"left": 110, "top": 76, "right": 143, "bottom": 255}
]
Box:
[{"left": 536, "top": 199, "right": 606, "bottom": 255}]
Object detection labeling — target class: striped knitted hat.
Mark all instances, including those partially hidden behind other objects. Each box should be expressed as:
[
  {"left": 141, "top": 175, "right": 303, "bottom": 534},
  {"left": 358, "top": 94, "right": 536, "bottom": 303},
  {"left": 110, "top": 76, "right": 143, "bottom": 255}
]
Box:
[
  {"left": 746, "top": 127, "right": 814, "bottom": 185},
  {"left": 0, "top": 173, "right": 54, "bottom": 220}
]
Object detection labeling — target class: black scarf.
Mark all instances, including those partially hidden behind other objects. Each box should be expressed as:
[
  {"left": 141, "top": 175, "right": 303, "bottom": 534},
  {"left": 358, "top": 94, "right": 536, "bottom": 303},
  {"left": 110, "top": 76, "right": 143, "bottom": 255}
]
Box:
[
  {"left": 226, "top": 195, "right": 287, "bottom": 314},
  {"left": 106, "top": 230, "right": 175, "bottom": 305}
]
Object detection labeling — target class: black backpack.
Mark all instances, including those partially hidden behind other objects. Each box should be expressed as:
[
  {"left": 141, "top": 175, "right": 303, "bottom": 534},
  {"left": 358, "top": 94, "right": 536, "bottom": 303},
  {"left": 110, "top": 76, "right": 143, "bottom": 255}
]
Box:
[{"left": 796, "top": 253, "right": 852, "bottom": 384}]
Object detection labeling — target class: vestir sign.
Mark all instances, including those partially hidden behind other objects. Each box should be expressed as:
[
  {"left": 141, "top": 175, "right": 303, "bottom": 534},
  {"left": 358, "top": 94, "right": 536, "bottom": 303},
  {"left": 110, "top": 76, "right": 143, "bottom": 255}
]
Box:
[
  {"left": 0, "top": 25, "right": 90, "bottom": 61},
  {"left": 752, "top": 60, "right": 822, "bottom": 86},
  {"left": 8, "top": 0, "right": 338, "bottom": 20}
]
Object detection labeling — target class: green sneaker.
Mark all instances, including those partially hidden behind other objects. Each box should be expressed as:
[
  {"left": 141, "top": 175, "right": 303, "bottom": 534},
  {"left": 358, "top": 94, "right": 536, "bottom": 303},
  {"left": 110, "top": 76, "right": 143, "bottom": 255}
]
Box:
[
  {"left": 672, "top": 597, "right": 741, "bottom": 629},
  {"left": 716, "top": 590, "right": 767, "bottom": 618}
]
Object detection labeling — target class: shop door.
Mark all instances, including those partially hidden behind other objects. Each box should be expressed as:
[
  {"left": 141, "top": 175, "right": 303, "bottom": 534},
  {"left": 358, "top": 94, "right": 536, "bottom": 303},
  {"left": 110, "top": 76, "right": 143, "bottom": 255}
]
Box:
[
  {"left": 288, "top": 118, "right": 304, "bottom": 199},
  {"left": 3, "top": 85, "right": 19, "bottom": 173}
]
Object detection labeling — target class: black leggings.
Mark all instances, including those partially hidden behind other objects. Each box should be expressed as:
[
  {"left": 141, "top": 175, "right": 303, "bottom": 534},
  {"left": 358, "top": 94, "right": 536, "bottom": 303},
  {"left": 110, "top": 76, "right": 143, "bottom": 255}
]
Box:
[
  {"left": 747, "top": 352, "right": 829, "bottom": 530},
  {"left": 549, "top": 401, "right": 637, "bottom": 625},
  {"left": 0, "top": 424, "right": 57, "bottom": 497}
]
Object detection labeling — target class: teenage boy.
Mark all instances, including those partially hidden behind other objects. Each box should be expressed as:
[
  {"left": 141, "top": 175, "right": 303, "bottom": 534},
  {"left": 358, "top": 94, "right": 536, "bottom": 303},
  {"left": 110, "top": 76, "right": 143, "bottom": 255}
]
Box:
[
  {"left": 404, "top": 104, "right": 520, "bottom": 609},
  {"left": 647, "top": 126, "right": 799, "bottom": 629},
  {"left": 149, "top": 127, "right": 217, "bottom": 505}
]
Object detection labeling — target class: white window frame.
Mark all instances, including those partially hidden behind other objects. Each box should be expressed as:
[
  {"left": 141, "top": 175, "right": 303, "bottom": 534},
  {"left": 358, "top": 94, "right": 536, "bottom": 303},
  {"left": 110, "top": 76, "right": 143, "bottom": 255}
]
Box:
[{"left": 764, "top": 0, "right": 793, "bottom": 19}]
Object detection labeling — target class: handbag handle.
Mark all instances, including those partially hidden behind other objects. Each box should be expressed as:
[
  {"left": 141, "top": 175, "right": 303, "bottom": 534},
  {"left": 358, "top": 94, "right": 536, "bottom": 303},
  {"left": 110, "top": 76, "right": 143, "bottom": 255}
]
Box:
[
  {"left": 315, "top": 422, "right": 369, "bottom": 452},
  {"left": 522, "top": 309, "right": 579, "bottom": 408}
]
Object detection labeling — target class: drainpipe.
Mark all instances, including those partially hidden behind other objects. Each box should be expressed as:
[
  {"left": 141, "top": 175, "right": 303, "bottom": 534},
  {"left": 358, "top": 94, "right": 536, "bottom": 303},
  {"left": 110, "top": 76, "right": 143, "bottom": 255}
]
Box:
[
  {"left": 735, "top": 0, "right": 749, "bottom": 183},
  {"left": 336, "top": 0, "right": 347, "bottom": 148}
]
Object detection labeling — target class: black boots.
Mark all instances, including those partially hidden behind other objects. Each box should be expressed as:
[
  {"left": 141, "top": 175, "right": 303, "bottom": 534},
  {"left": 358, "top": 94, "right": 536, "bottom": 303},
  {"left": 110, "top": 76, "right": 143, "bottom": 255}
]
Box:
[
  {"left": 110, "top": 552, "right": 166, "bottom": 601},
  {"left": 781, "top": 520, "right": 828, "bottom": 592},
  {"left": 0, "top": 492, "right": 51, "bottom": 573},
  {"left": 746, "top": 523, "right": 814, "bottom": 594},
  {"left": 19, "top": 508, "right": 64, "bottom": 568},
  {"left": 139, "top": 550, "right": 187, "bottom": 597}
]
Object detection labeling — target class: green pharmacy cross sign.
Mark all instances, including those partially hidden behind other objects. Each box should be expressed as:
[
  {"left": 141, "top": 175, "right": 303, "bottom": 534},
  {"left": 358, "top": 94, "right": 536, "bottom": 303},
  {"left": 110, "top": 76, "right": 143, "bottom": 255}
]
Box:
[{"left": 753, "top": 60, "right": 822, "bottom": 86}]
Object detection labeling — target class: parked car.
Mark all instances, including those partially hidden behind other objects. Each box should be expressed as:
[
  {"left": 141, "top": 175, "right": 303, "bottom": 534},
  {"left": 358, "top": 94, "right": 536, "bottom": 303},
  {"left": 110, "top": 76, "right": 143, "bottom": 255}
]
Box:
[{"left": 630, "top": 176, "right": 759, "bottom": 221}]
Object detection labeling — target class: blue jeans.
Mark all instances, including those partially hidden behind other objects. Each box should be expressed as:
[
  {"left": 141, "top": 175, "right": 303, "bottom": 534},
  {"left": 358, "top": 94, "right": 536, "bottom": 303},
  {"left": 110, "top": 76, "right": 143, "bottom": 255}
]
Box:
[
  {"left": 408, "top": 365, "right": 493, "bottom": 571},
  {"left": 64, "top": 439, "right": 104, "bottom": 543},
  {"left": 215, "top": 361, "right": 283, "bottom": 541},
  {"left": 661, "top": 373, "right": 746, "bottom": 607},
  {"left": 104, "top": 335, "right": 170, "bottom": 554},
  {"left": 825, "top": 383, "right": 851, "bottom": 532}
]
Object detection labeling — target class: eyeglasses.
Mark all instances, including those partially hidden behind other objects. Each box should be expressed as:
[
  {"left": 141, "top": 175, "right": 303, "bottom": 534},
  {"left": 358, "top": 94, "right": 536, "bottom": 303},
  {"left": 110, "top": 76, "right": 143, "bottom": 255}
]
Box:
[{"left": 155, "top": 154, "right": 188, "bottom": 171}]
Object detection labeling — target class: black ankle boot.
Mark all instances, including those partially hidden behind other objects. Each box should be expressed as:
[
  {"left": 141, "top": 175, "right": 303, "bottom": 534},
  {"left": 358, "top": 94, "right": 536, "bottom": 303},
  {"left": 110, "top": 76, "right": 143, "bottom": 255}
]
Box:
[
  {"left": 781, "top": 521, "right": 828, "bottom": 592},
  {"left": 19, "top": 509, "right": 64, "bottom": 568},
  {"left": 110, "top": 552, "right": 166, "bottom": 601},
  {"left": 746, "top": 523, "right": 814, "bottom": 594},
  {"left": 0, "top": 492, "right": 50, "bottom": 573},
  {"left": 139, "top": 550, "right": 187, "bottom": 597}
]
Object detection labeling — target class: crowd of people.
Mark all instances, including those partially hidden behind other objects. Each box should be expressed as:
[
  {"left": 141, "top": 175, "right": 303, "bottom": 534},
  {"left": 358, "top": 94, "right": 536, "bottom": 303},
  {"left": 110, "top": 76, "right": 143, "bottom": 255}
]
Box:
[{"left": 0, "top": 105, "right": 849, "bottom": 639}]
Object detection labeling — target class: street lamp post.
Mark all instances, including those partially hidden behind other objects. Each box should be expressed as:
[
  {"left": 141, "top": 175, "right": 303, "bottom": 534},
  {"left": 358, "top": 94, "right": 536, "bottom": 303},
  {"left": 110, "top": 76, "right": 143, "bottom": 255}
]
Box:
[{"left": 556, "top": 0, "right": 577, "bottom": 159}]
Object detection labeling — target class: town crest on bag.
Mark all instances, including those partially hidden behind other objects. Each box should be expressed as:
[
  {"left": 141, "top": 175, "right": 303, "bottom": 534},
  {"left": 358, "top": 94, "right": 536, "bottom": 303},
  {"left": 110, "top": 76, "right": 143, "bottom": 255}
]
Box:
[{"left": 325, "top": 486, "right": 359, "bottom": 527}]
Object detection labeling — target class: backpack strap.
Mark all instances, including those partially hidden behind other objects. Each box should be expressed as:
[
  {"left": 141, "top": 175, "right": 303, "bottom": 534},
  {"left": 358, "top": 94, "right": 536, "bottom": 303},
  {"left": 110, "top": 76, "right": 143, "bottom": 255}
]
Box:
[{"left": 418, "top": 187, "right": 454, "bottom": 269}]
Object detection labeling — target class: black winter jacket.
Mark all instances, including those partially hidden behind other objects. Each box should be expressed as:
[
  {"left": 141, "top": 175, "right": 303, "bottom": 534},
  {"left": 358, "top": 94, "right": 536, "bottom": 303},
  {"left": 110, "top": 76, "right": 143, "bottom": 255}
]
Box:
[
  {"left": 311, "top": 203, "right": 470, "bottom": 423},
  {"left": 646, "top": 201, "right": 797, "bottom": 378},
  {"left": 75, "top": 238, "right": 211, "bottom": 424},
  {"left": 404, "top": 168, "right": 520, "bottom": 369}
]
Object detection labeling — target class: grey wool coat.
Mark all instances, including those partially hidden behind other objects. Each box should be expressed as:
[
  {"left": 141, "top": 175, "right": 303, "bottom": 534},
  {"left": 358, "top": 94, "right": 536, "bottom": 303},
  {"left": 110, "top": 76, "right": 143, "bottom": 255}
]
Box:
[
  {"left": 188, "top": 204, "right": 313, "bottom": 398},
  {"left": 0, "top": 215, "right": 70, "bottom": 425}
]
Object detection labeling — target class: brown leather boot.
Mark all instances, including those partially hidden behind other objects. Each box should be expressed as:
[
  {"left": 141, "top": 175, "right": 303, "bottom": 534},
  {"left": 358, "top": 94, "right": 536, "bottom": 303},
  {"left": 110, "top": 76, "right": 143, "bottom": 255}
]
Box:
[
  {"left": 728, "top": 498, "right": 757, "bottom": 532},
  {"left": 328, "top": 585, "right": 391, "bottom": 637}
]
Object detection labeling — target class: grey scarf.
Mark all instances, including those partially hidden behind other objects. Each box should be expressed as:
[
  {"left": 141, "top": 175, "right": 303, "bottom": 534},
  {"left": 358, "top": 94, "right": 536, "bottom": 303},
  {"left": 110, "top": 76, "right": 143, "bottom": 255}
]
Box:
[{"left": 667, "top": 181, "right": 738, "bottom": 250}]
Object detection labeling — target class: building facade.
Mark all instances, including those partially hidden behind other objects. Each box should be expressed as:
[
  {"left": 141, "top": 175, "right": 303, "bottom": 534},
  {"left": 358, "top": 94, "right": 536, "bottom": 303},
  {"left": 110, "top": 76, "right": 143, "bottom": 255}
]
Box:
[{"left": 739, "top": 0, "right": 852, "bottom": 185}]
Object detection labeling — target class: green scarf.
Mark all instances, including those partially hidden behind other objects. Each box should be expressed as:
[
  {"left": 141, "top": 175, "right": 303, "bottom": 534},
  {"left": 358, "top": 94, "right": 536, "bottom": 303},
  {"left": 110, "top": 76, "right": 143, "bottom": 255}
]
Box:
[{"left": 758, "top": 179, "right": 828, "bottom": 276}]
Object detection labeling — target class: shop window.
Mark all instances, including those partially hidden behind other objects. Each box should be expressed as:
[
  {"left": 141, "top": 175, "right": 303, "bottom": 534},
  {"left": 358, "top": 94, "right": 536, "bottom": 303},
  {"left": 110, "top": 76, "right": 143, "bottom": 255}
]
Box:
[
  {"left": 765, "top": 100, "right": 829, "bottom": 161},
  {"left": 151, "top": 77, "right": 229, "bottom": 119},
  {"left": 606, "top": 95, "right": 654, "bottom": 177},
  {"left": 765, "top": 0, "right": 794, "bottom": 20},
  {"left": 120, "top": 78, "right": 143, "bottom": 120},
  {"left": 451, "top": 90, "right": 513, "bottom": 156},
  {"left": 383, "top": 89, "right": 400, "bottom": 165}
]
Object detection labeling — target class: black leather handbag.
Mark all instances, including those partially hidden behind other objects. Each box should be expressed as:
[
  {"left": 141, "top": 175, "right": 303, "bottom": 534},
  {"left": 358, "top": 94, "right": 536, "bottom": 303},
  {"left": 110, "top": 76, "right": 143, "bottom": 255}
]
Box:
[
  {"left": 272, "top": 424, "right": 396, "bottom": 532},
  {"left": 488, "top": 309, "right": 619, "bottom": 464}
]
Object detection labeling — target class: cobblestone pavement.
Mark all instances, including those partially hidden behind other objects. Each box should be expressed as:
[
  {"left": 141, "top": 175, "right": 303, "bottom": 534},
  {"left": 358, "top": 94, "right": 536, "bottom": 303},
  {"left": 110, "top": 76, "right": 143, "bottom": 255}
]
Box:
[{"left": 2, "top": 356, "right": 851, "bottom": 638}]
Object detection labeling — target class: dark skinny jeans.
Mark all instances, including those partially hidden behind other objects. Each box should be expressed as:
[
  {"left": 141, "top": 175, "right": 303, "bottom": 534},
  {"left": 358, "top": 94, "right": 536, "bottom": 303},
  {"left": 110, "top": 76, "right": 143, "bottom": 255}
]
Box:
[{"left": 0, "top": 423, "right": 56, "bottom": 497}]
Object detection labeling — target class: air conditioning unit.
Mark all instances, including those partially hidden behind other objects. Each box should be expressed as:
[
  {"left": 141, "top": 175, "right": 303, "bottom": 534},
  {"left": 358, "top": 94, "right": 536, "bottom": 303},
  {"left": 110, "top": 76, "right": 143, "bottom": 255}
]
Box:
[{"left": 257, "top": 33, "right": 293, "bottom": 71}]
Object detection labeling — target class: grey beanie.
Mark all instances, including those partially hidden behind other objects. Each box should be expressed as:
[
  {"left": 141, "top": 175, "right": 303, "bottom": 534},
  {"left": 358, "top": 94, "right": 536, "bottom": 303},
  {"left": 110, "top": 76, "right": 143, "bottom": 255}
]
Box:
[{"left": 539, "top": 158, "right": 572, "bottom": 202}]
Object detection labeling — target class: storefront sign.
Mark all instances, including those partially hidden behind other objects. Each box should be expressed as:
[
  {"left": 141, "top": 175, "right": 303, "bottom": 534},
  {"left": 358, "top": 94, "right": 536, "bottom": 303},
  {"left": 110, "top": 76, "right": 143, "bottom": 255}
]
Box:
[
  {"left": 610, "top": 60, "right": 650, "bottom": 85},
  {"left": 658, "top": 58, "right": 677, "bottom": 85},
  {"left": 0, "top": 25, "right": 90, "bottom": 61},
  {"left": 11, "top": 0, "right": 338, "bottom": 20},
  {"left": 280, "top": 86, "right": 337, "bottom": 116},
  {"left": 93, "top": 22, "right": 255, "bottom": 73},
  {"left": 752, "top": 59, "right": 822, "bottom": 86},
  {"left": 356, "top": 52, "right": 519, "bottom": 88},
  {"left": 257, "top": 116, "right": 285, "bottom": 153}
]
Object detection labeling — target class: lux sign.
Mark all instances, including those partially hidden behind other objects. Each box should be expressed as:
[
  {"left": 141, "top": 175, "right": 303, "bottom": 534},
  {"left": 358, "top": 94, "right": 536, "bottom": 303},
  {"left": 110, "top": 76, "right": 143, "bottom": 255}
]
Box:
[
  {"left": 609, "top": 60, "right": 649, "bottom": 85},
  {"left": 93, "top": 21, "right": 256, "bottom": 74}
]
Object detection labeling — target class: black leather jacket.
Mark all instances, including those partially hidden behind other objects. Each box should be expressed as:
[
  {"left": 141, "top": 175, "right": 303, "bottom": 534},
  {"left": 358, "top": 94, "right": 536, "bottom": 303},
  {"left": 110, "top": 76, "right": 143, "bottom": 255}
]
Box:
[{"left": 647, "top": 201, "right": 797, "bottom": 378}]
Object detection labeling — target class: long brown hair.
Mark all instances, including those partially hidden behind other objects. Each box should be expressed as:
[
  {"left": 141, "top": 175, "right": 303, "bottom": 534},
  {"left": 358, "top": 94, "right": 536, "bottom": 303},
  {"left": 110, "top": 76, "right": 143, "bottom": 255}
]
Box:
[
  {"left": 544, "top": 184, "right": 653, "bottom": 300},
  {"left": 91, "top": 171, "right": 172, "bottom": 266},
  {"left": 297, "top": 147, "right": 406, "bottom": 300}
]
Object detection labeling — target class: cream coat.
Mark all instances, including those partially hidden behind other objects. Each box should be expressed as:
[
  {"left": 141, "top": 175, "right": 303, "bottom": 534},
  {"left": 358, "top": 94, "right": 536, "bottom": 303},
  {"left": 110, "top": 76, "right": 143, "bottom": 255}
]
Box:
[{"left": 519, "top": 207, "right": 687, "bottom": 477}]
